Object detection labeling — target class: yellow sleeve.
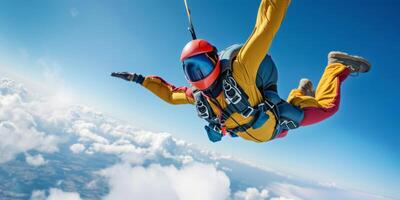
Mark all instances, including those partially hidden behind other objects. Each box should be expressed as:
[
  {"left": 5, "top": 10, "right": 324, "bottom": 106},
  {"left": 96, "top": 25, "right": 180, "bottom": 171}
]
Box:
[
  {"left": 234, "top": 0, "right": 290, "bottom": 82},
  {"left": 141, "top": 76, "right": 195, "bottom": 105}
]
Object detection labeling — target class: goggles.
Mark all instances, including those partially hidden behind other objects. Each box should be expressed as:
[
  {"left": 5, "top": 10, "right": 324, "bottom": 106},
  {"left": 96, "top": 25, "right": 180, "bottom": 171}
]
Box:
[{"left": 183, "top": 53, "right": 216, "bottom": 82}]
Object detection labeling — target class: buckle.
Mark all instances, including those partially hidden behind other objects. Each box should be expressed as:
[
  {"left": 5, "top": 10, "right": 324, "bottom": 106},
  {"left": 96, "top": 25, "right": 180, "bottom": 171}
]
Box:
[
  {"left": 241, "top": 106, "right": 254, "bottom": 118},
  {"left": 196, "top": 101, "right": 209, "bottom": 119},
  {"left": 264, "top": 100, "right": 274, "bottom": 109},
  {"left": 280, "top": 120, "right": 298, "bottom": 129},
  {"left": 257, "top": 103, "right": 266, "bottom": 112},
  {"left": 223, "top": 79, "right": 242, "bottom": 104},
  {"left": 212, "top": 124, "right": 221, "bottom": 133},
  {"left": 228, "top": 92, "right": 242, "bottom": 104}
]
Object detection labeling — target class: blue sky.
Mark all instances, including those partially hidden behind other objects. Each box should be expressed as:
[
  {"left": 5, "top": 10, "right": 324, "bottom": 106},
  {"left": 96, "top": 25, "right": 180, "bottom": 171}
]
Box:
[{"left": 0, "top": 0, "right": 399, "bottom": 198}]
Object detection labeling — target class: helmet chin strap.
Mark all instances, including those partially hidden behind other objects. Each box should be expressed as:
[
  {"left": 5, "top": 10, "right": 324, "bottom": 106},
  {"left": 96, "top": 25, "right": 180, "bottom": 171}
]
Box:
[{"left": 202, "top": 77, "right": 223, "bottom": 98}]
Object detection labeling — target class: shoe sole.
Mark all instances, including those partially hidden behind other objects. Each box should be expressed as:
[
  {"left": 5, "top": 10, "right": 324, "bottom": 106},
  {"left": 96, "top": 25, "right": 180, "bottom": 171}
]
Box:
[
  {"left": 328, "top": 51, "right": 371, "bottom": 72},
  {"left": 298, "top": 79, "right": 315, "bottom": 97}
]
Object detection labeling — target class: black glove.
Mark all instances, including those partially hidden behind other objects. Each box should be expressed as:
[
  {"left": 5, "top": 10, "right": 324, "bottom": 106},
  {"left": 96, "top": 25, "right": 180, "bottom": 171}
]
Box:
[{"left": 111, "top": 72, "right": 145, "bottom": 84}]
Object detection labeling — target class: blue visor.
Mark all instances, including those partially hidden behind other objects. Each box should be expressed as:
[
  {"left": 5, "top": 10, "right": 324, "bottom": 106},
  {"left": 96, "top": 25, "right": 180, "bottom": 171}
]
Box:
[{"left": 183, "top": 54, "right": 215, "bottom": 82}]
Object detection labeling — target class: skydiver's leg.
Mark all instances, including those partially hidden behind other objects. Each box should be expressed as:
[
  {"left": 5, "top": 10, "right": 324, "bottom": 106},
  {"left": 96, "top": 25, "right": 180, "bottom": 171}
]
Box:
[
  {"left": 288, "top": 51, "right": 371, "bottom": 127},
  {"left": 287, "top": 63, "right": 350, "bottom": 126}
]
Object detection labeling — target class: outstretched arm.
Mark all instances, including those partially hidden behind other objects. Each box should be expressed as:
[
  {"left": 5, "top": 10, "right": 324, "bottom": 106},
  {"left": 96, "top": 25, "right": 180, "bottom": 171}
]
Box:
[
  {"left": 111, "top": 72, "right": 194, "bottom": 105},
  {"left": 142, "top": 76, "right": 194, "bottom": 105},
  {"left": 235, "top": 0, "right": 290, "bottom": 80}
]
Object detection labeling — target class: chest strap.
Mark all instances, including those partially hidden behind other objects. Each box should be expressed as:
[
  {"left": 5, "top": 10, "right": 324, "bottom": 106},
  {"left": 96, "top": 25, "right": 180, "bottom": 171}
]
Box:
[
  {"left": 228, "top": 99, "right": 278, "bottom": 132},
  {"left": 194, "top": 73, "right": 302, "bottom": 142},
  {"left": 221, "top": 75, "right": 256, "bottom": 119}
]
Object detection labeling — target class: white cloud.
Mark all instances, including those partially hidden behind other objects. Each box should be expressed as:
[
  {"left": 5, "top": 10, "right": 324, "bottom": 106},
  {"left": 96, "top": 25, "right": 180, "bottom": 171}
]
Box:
[
  {"left": 267, "top": 183, "right": 309, "bottom": 200},
  {"left": 30, "top": 190, "right": 46, "bottom": 200},
  {"left": 46, "top": 188, "right": 82, "bottom": 200},
  {"left": 318, "top": 181, "right": 338, "bottom": 188},
  {"left": 30, "top": 188, "right": 82, "bottom": 200},
  {"left": 0, "top": 78, "right": 59, "bottom": 163},
  {"left": 86, "top": 180, "right": 97, "bottom": 189},
  {"left": 234, "top": 187, "right": 269, "bottom": 200},
  {"left": 25, "top": 153, "right": 47, "bottom": 166},
  {"left": 70, "top": 121, "right": 109, "bottom": 144},
  {"left": 167, "top": 163, "right": 231, "bottom": 200},
  {"left": 89, "top": 142, "right": 139, "bottom": 154},
  {"left": 100, "top": 162, "right": 230, "bottom": 200},
  {"left": 69, "top": 143, "right": 85, "bottom": 154}
]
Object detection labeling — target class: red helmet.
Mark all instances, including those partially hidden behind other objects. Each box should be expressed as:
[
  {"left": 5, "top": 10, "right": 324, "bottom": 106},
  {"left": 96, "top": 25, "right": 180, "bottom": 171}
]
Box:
[{"left": 180, "top": 39, "right": 220, "bottom": 90}]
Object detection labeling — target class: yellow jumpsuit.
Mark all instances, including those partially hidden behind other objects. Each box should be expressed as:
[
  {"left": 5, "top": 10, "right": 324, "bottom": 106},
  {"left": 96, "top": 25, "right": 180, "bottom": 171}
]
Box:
[{"left": 140, "top": 0, "right": 350, "bottom": 142}]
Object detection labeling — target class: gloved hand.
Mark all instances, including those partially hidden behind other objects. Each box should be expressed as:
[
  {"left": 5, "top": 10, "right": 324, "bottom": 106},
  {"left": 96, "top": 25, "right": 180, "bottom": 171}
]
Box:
[{"left": 111, "top": 72, "right": 145, "bottom": 84}]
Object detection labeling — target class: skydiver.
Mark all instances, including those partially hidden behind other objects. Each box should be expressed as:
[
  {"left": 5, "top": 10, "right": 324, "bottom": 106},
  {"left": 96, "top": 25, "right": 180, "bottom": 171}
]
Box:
[{"left": 112, "top": 0, "right": 371, "bottom": 143}]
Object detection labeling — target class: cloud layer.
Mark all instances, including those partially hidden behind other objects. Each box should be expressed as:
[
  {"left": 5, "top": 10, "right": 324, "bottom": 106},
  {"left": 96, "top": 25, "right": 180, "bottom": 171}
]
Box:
[{"left": 0, "top": 77, "right": 395, "bottom": 200}]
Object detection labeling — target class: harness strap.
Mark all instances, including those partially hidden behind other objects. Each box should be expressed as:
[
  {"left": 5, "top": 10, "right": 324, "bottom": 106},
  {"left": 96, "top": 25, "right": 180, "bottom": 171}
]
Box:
[
  {"left": 193, "top": 44, "right": 304, "bottom": 142},
  {"left": 229, "top": 99, "right": 279, "bottom": 134},
  {"left": 195, "top": 73, "right": 284, "bottom": 141},
  {"left": 194, "top": 91, "right": 220, "bottom": 125},
  {"left": 222, "top": 74, "right": 256, "bottom": 119},
  {"left": 208, "top": 95, "right": 264, "bottom": 141}
]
